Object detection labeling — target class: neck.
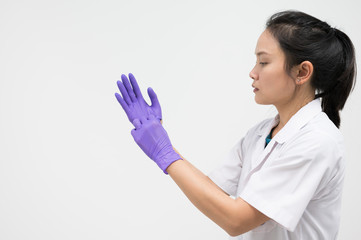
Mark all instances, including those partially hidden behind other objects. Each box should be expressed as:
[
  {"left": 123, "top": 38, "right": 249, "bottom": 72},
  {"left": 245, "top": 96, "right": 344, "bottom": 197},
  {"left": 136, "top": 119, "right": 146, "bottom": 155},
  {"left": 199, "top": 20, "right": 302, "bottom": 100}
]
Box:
[{"left": 274, "top": 94, "right": 315, "bottom": 130}]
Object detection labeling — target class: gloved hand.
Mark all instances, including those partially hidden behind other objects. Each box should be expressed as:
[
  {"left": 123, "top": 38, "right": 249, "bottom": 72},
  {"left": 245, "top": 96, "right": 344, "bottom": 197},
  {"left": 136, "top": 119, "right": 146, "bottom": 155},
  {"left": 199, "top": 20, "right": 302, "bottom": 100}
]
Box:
[
  {"left": 131, "top": 115, "right": 182, "bottom": 174},
  {"left": 115, "top": 73, "right": 162, "bottom": 125}
]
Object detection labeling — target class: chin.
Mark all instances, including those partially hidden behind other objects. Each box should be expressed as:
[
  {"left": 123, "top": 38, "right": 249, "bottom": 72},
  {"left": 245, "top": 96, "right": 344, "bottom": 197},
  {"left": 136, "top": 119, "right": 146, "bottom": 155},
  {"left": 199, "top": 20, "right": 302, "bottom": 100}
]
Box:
[{"left": 254, "top": 96, "right": 272, "bottom": 105}]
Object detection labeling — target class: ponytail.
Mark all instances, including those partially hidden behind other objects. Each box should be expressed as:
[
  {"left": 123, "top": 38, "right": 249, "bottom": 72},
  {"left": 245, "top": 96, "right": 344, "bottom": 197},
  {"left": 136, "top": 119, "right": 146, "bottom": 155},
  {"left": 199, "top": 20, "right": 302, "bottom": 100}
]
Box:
[
  {"left": 266, "top": 11, "right": 357, "bottom": 128},
  {"left": 319, "top": 29, "right": 357, "bottom": 128}
]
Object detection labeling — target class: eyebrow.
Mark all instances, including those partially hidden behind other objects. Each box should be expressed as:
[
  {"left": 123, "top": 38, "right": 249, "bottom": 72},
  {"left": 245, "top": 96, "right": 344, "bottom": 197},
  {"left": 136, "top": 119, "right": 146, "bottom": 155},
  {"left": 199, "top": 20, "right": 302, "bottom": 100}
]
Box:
[{"left": 255, "top": 51, "right": 270, "bottom": 56}]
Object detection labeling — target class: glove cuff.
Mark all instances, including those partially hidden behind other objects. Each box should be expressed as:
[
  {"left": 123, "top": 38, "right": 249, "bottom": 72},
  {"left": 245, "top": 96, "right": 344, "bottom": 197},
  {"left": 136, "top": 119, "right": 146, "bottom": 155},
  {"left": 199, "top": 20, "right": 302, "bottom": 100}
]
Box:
[{"left": 156, "top": 149, "right": 183, "bottom": 174}]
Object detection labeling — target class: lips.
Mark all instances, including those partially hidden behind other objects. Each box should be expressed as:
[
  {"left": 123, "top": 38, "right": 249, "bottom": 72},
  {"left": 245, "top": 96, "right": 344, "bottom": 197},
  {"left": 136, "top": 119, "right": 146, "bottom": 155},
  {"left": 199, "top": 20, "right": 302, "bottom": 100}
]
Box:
[{"left": 252, "top": 84, "right": 259, "bottom": 92}]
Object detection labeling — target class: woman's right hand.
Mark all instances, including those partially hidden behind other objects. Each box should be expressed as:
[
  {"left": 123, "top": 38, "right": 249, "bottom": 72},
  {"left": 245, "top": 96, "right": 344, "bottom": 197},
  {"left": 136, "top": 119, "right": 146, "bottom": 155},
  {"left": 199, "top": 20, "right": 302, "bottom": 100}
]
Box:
[{"left": 115, "top": 73, "right": 162, "bottom": 126}]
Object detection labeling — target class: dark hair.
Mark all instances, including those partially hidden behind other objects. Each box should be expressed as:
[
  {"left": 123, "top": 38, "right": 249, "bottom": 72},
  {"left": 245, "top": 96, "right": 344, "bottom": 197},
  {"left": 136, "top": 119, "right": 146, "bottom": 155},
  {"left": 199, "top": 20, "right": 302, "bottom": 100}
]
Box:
[{"left": 266, "top": 10, "right": 357, "bottom": 128}]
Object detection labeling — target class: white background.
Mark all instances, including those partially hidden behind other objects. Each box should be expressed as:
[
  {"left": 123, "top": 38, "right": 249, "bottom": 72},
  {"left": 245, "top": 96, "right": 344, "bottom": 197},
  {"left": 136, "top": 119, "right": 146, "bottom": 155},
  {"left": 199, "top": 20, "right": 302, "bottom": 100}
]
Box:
[{"left": 1, "top": 0, "right": 360, "bottom": 239}]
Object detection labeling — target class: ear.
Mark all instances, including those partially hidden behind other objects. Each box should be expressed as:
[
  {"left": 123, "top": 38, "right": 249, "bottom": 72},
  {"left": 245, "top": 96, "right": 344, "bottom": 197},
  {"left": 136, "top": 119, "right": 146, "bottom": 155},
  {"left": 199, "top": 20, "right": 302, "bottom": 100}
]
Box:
[{"left": 295, "top": 61, "right": 313, "bottom": 85}]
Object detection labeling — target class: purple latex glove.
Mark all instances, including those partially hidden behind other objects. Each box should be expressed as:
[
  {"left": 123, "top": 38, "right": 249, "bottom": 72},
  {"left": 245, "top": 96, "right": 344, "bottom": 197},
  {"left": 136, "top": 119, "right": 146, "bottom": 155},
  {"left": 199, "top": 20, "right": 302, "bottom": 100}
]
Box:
[
  {"left": 115, "top": 73, "right": 162, "bottom": 125},
  {"left": 131, "top": 115, "right": 182, "bottom": 174}
]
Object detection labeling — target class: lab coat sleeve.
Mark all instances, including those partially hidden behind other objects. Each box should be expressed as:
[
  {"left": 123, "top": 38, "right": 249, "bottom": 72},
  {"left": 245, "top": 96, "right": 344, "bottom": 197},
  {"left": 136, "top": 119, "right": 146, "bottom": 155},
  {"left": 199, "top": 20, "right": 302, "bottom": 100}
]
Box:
[
  {"left": 239, "top": 131, "right": 343, "bottom": 232},
  {"left": 207, "top": 137, "right": 245, "bottom": 196}
]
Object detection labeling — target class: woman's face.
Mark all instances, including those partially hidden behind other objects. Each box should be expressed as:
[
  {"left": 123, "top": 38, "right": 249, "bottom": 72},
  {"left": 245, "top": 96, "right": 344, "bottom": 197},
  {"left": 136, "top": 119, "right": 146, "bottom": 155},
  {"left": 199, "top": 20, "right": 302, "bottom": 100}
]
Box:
[{"left": 249, "top": 29, "right": 297, "bottom": 106}]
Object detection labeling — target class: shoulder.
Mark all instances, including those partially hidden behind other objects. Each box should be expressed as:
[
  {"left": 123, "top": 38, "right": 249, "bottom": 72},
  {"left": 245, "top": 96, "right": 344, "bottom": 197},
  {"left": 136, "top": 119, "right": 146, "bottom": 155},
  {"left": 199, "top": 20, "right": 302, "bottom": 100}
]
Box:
[
  {"left": 301, "top": 112, "right": 343, "bottom": 148},
  {"left": 308, "top": 112, "right": 343, "bottom": 142},
  {"left": 281, "top": 112, "right": 344, "bottom": 165}
]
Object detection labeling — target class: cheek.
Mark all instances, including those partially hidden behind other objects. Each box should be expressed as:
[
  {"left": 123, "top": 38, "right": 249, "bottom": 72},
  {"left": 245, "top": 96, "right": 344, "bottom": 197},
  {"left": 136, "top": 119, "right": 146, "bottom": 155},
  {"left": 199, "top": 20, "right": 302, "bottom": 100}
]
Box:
[
  {"left": 260, "top": 68, "right": 284, "bottom": 88},
  {"left": 274, "top": 76, "right": 297, "bottom": 100},
  {"left": 261, "top": 68, "right": 295, "bottom": 95}
]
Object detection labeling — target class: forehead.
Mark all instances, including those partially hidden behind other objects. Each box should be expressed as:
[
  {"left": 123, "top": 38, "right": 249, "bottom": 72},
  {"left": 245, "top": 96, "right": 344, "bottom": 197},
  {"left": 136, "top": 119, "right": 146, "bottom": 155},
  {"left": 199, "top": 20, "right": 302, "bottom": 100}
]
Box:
[{"left": 255, "top": 29, "right": 283, "bottom": 56}]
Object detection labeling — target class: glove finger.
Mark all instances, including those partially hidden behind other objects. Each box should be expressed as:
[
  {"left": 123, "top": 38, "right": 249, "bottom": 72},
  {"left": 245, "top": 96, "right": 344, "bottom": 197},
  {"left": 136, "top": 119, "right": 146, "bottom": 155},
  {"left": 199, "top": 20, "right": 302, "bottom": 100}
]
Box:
[
  {"left": 122, "top": 74, "right": 137, "bottom": 103},
  {"left": 129, "top": 73, "right": 145, "bottom": 101},
  {"left": 132, "top": 119, "right": 142, "bottom": 130},
  {"left": 148, "top": 87, "right": 162, "bottom": 119},
  {"left": 148, "top": 87, "right": 159, "bottom": 106},
  {"left": 117, "top": 80, "right": 132, "bottom": 105},
  {"left": 115, "top": 93, "right": 130, "bottom": 114}
]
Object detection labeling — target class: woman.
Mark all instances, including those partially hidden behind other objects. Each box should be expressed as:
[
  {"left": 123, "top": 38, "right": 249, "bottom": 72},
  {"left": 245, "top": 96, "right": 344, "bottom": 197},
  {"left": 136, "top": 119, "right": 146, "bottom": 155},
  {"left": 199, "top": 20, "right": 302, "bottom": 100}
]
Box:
[{"left": 115, "top": 10, "right": 356, "bottom": 239}]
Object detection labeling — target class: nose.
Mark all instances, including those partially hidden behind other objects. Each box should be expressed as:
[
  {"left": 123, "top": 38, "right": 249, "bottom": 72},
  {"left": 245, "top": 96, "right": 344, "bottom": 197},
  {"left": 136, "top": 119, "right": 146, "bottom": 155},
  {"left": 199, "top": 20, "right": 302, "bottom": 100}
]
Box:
[{"left": 249, "top": 66, "right": 257, "bottom": 80}]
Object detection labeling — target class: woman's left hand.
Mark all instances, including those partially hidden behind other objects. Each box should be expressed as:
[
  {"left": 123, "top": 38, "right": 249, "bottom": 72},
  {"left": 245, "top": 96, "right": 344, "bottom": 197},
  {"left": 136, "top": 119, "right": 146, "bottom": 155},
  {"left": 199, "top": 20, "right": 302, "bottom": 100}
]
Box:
[{"left": 131, "top": 115, "right": 182, "bottom": 174}]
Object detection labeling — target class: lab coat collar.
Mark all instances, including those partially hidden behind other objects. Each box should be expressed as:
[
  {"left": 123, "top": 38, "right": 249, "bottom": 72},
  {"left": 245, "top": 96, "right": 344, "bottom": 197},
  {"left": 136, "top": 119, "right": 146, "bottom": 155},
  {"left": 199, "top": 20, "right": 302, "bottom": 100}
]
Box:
[{"left": 262, "top": 99, "right": 322, "bottom": 144}]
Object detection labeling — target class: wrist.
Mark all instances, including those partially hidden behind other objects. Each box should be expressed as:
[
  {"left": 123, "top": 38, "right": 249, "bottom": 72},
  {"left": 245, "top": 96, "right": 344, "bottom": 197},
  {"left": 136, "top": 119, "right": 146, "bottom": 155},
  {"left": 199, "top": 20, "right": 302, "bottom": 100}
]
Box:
[{"left": 156, "top": 149, "right": 183, "bottom": 174}]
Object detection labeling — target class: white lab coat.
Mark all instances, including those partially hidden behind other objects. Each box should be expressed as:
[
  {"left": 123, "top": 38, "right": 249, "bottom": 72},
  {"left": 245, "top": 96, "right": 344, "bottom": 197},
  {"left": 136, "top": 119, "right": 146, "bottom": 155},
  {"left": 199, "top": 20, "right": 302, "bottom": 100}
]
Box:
[{"left": 208, "top": 99, "right": 345, "bottom": 240}]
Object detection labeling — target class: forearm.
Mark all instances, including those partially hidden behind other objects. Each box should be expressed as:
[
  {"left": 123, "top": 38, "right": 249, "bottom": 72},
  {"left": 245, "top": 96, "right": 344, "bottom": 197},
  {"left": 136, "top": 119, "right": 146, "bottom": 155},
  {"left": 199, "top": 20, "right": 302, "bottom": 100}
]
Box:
[
  {"left": 166, "top": 157, "right": 241, "bottom": 235},
  {"left": 173, "top": 148, "right": 229, "bottom": 195}
]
